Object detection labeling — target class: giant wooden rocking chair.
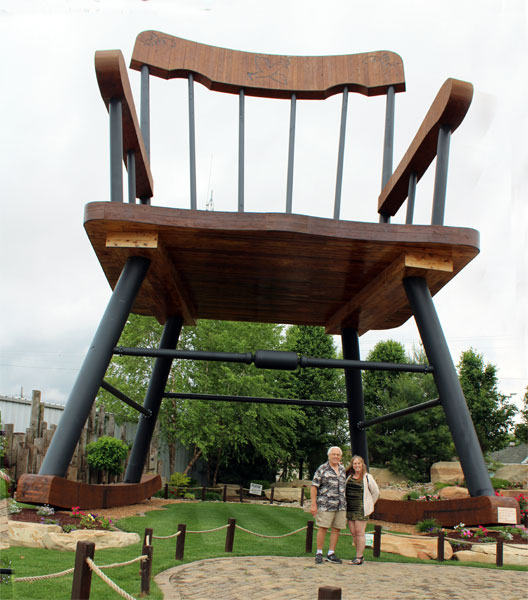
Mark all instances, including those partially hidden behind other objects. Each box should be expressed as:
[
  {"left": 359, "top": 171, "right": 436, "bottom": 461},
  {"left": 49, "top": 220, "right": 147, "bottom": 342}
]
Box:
[{"left": 17, "top": 32, "right": 520, "bottom": 524}]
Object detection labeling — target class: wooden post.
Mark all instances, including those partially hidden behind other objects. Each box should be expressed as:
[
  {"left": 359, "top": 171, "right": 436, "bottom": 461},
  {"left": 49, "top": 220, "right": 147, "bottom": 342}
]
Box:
[
  {"left": 143, "top": 528, "right": 153, "bottom": 547},
  {"left": 270, "top": 486, "right": 275, "bottom": 504},
  {"left": 223, "top": 485, "right": 227, "bottom": 502},
  {"left": 175, "top": 524, "right": 187, "bottom": 560},
  {"left": 140, "top": 544, "right": 153, "bottom": 595},
  {"left": 239, "top": 485, "right": 243, "bottom": 503},
  {"left": 71, "top": 541, "right": 95, "bottom": 600},
  {"left": 496, "top": 539, "right": 503, "bottom": 567},
  {"left": 305, "top": 520, "right": 314, "bottom": 553},
  {"left": 437, "top": 530, "right": 444, "bottom": 561},
  {"left": 202, "top": 486, "right": 206, "bottom": 501},
  {"left": 373, "top": 525, "right": 381, "bottom": 558},
  {"left": 318, "top": 587, "right": 341, "bottom": 599},
  {"left": 164, "top": 483, "right": 168, "bottom": 499},
  {"left": 225, "top": 518, "right": 236, "bottom": 552},
  {"left": 300, "top": 486, "right": 305, "bottom": 507}
]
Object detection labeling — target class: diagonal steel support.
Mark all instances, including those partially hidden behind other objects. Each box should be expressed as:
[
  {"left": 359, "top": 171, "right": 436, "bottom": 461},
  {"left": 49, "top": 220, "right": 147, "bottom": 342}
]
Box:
[
  {"left": 403, "top": 276, "right": 494, "bottom": 497},
  {"left": 39, "top": 256, "right": 150, "bottom": 477},
  {"left": 342, "top": 327, "right": 369, "bottom": 467},
  {"left": 124, "top": 315, "right": 183, "bottom": 483}
]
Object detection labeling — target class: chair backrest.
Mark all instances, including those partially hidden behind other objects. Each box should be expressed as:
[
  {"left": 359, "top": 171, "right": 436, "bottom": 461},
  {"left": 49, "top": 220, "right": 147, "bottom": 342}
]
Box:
[{"left": 95, "top": 31, "right": 472, "bottom": 226}]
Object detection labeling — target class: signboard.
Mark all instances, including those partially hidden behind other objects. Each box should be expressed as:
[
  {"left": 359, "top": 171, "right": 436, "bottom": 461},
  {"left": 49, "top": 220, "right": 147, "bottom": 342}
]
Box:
[
  {"left": 497, "top": 507, "right": 517, "bottom": 524},
  {"left": 249, "top": 483, "right": 263, "bottom": 496},
  {"left": 365, "top": 533, "right": 374, "bottom": 547}
]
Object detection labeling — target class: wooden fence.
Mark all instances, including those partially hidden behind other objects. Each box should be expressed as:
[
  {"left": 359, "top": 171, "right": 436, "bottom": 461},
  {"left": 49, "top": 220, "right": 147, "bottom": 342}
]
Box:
[{"left": 1, "top": 391, "right": 162, "bottom": 485}]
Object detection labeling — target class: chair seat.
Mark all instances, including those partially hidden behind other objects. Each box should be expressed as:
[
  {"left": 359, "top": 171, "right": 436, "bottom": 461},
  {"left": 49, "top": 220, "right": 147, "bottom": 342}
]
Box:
[{"left": 84, "top": 202, "right": 479, "bottom": 335}]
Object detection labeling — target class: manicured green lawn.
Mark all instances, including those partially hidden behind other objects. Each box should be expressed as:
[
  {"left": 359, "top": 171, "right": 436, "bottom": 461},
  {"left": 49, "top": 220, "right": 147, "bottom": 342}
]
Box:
[{"left": 3, "top": 501, "right": 526, "bottom": 599}]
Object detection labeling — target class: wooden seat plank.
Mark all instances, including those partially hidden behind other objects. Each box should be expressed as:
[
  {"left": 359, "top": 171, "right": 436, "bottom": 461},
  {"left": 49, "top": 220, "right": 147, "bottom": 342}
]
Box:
[{"left": 84, "top": 202, "right": 479, "bottom": 335}]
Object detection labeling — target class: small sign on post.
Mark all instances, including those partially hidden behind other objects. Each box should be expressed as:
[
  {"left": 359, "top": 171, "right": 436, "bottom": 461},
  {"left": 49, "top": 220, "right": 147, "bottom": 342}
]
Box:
[{"left": 249, "top": 483, "right": 263, "bottom": 496}]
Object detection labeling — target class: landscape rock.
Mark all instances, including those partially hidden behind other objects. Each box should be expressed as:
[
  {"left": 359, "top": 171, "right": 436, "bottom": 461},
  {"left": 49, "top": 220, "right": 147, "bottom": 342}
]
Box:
[
  {"left": 380, "top": 532, "right": 452, "bottom": 560},
  {"left": 438, "top": 486, "right": 470, "bottom": 500},
  {"left": 379, "top": 489, "right": 408, "bottom": 501},
  {"left": 493, "top": 464, "right": 528, "bottom": 485},
  {"left": 9, "top": 521, "right": 139, "bottom": 551},
  {"left": 369, "top": 468, "right": 408, "bottom": 486},
  {"left": 455, "top": 543, "right": 528, "bottom": 566},
  {"left": 430, "top": 461, "right": 464, "bottom": 485},
  {"left": 8, "top": 521, "right": 62, "bottom": 548},
  {"left": 274, "top": 480, "right": 311, "bottom": 489},
  {"left": 42, "top": 528, "right": 140, "bottom": 551},
  {"left": 264, "top": 488, "right": 304, "bottom": 502}
]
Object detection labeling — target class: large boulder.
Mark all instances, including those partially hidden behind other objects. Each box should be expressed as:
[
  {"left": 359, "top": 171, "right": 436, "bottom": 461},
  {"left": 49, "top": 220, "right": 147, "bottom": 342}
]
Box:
[
  {"left": 380, "top": 532, "right": 453, "bottom": 560},
  {"left": 274, "top": 480, "right": 311, "bottom": 489},
  {"left": 430, "top": 461, "right": 464, "bottom": 485},
  {"left": 369, "top": 468, "right": 408, "bottom": 486},
  {"left": 438, "top": 486, "right": 470, "bottom": 500},
  {"left": 494, "top": 464, "right": 528, "bottom": 485},
  {"left": 9, "top": 521, "right": 139, "bottom": 551}
]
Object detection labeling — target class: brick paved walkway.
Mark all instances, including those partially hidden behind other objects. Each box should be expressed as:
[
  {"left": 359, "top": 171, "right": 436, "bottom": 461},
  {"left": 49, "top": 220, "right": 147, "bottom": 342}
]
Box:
[{"left": 155, "top": 556, "right": 528, "bottom": 599}]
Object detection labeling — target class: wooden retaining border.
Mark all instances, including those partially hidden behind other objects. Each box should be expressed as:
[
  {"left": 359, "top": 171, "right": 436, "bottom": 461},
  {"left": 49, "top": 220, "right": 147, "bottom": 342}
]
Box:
[{"left": 372, "top": 495, "right": 521, "bottom": 527}]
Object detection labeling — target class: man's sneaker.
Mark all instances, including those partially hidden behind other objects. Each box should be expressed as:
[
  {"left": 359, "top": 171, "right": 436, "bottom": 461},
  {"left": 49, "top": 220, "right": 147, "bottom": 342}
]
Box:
[
  {"left": 325, "top": 553, "right": 342, "bottom": 564},
  {"left": 315, "top": 553, "right": 323, "bottom": 564}
]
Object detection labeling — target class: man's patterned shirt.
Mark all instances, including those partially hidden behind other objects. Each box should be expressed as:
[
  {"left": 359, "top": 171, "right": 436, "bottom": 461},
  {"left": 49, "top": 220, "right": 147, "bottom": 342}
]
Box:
[{"left": 311, "top": 461, "right": 346, "bottom": 511}]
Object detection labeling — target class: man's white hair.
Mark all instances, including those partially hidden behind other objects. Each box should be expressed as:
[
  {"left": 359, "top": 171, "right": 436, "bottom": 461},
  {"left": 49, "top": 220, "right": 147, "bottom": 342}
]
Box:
[{"left": 327, "top": 446, "right": 342, "bottom": 456}]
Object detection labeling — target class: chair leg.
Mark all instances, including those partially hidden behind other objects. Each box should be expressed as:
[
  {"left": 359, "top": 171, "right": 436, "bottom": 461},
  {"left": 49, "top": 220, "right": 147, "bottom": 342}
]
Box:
[
  {"left": 39, "top": 256, "right": 151, "bottom": 477},
  {"left": 403, "top": 276, "right": 494, "bottom": 497},
  {"left": 342, "top": 327, "right": 369, "bottom": 467},
  {"left": 125, "top": 315, "right": 183, "bottom": 483}
]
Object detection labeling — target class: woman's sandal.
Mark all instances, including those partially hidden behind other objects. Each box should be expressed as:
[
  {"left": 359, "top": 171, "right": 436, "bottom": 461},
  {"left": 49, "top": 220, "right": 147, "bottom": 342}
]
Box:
[{"left": 348, "top": 557, "right": 364, "bottom": 565}]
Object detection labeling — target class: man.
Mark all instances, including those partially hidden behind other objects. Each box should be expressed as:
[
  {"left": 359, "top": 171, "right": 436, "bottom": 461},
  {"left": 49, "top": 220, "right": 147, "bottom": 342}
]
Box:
[{"left": 310, "top": 446, "right": 346, "bottom": 564}]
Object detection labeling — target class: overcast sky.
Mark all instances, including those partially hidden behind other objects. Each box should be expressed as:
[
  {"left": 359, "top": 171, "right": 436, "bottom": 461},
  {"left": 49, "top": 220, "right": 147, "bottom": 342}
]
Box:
[{"left": 1, "top": 0, "right": 526, "bottom": 417}]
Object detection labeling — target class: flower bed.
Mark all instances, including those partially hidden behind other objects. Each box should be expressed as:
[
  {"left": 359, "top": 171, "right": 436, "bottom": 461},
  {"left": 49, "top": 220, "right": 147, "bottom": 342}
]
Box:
[{"left": 8, "top": 505, "right": 113, "bottom": 532}]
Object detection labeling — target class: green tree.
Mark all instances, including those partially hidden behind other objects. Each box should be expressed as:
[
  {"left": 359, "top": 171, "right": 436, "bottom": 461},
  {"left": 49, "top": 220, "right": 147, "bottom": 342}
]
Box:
[
  {"left": 282, "top": 325, "right": 347, "bottom": 479},
  {"left": 165, "top": 320, "right": 301, "bottom": 485},
  {"left": 363, "top": 341, "right": 454, "bottom": 482},
  {"left": 457, "top": 348, "right": 517, "bottom": 453},
  {"left": 513, "top": 387, "right": 528, "bottom": 444}
]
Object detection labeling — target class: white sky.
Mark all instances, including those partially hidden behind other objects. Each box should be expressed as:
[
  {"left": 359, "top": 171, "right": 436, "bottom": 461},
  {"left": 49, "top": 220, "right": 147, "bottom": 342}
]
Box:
[{"left": 1, "top": 0, "right": 527, "bottom": 416}]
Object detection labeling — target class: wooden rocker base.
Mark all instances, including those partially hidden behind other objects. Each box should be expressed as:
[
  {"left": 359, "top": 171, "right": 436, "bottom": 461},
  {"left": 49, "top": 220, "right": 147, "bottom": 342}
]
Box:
[
  {"left": 15, "top": 474, "right": 162, "bottom": 509},
  {"left": 372, "top": 496, "right": 520, "bottom": 527}
]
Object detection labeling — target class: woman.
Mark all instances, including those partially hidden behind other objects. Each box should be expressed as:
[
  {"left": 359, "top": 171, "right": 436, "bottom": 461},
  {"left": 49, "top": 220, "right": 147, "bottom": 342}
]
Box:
[{"left": 345, "top": 455, "right": 379, "bottom": 565}]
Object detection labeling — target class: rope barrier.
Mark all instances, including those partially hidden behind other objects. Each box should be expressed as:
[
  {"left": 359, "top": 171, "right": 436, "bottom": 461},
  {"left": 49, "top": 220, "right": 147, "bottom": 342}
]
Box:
[
  {"left": 187, "top": 524, "right": 230, "bottom": 534},
  {"left": 86, "top": 557, "right": 138, "bottom": 600},
  {"left": 235, "top": 524, "right": 307, "bottom": 538},
  {"left": 14, "top": 554, "right": 148, "bottom": 584},
  {"left": 153, "top": 530, "right": 182, "bottom": 539},
  {"left": 15, "top": 567, "right": 75, "bottom": 582},
  {"left": 153, "top": 523, "right": 229, "bottom": 538}
]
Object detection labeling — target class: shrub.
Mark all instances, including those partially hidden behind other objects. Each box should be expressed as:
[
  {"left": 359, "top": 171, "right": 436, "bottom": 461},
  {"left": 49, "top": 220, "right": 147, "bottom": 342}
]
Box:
[
  {"left": 404, "top": 490, "right": 421, "bottom": 501},
  {"left": 86, "top": 436, "right": 129, "bottom": 474},
  {"left": 416, "top": 517, "right": 441, "bottom": 533},
  {"left": 36, "top": 504, "right": 54, "bottom": 517},
  {"left": 433, "top": 482, "right": 452, "bottom": 491},
  {"left": 490, "top": 477, "right": 512, "bottom": 490},
  {"left": 205, "top": 491, "right": 221, "bottom": 501},
  {"left": 168, "top": 472, "right": 191, "bottom": 488}
]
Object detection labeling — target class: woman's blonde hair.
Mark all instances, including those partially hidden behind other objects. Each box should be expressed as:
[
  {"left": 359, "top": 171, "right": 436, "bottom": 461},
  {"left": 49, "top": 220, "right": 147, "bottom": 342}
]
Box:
[{"left": 345, "top": 454, "right": 367, "bottom": 478}]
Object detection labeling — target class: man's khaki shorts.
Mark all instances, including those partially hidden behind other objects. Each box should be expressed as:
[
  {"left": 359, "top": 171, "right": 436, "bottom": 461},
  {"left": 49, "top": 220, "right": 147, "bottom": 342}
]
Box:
[{"left": 315, "top": 509, "right": 346, "bottom": 530}]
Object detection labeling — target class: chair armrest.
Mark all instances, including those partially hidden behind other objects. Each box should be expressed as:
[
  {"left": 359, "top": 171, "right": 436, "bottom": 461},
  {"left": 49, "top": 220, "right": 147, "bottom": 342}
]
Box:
[
  {"left": 378, "top": 78, "right": 473, "bottom": 217},
  {"left": 95, "top": 50, "right": 154, "bottom": 199}
]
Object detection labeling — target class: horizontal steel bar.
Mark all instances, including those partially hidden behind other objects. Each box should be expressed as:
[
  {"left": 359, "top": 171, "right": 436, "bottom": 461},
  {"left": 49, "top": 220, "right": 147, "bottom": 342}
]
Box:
[
  {"left": 164, "top": 391, "right": 349, "bottom": 408},
  {"left": 101, "top": 379, "right": 152, "bottom": 417},
  {"left": 114, "top": 346, "right": 253, "bottom": 364},
  {"left": 357, "top": 397, "right": 441, "bottom": 430},
  {"left": 114, "top": 346, "right": 432, "bottom": 374}
]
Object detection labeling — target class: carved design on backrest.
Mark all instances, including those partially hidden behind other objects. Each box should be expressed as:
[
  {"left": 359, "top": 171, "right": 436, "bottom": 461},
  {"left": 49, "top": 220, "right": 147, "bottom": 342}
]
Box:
[
  {"left": 247, "top": 55, "right": 291, "bottom": 84},
  {"left": 363, "top": 53, "right": 402, "bottom": 68}
]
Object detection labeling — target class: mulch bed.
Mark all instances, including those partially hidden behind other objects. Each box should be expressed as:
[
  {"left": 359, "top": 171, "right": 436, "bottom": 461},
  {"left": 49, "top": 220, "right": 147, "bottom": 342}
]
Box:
[{"left": 9, "top": 508, "right": 109, "bottom": 531}]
